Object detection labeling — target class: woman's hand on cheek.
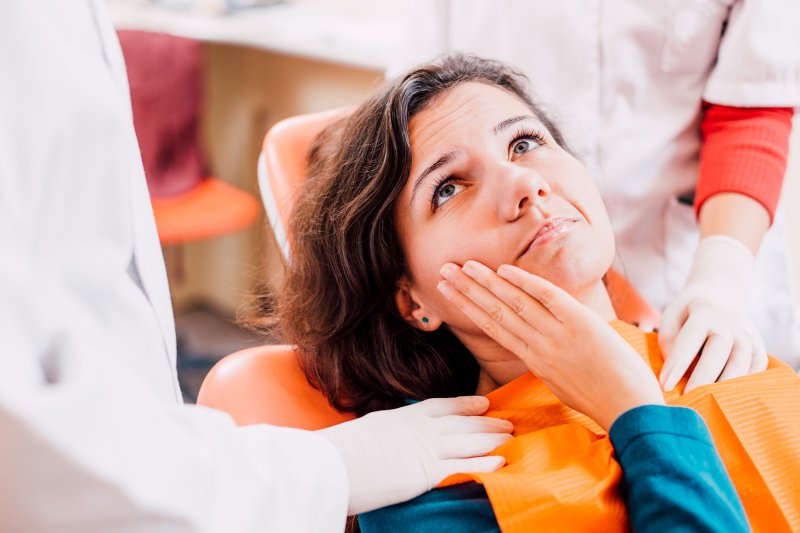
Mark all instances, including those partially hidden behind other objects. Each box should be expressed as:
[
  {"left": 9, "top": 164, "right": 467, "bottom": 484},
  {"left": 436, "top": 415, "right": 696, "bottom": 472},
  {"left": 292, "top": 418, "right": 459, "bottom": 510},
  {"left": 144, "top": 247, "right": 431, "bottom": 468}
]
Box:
[{"left": 438, "top": 261, "right": 664, "bottom": 432}]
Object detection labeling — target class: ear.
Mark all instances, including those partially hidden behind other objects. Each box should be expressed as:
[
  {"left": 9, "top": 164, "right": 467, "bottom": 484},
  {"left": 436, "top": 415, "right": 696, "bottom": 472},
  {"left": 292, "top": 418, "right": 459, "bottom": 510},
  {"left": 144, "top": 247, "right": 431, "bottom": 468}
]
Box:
[{"left": 394, "top": 276, "right": 443, "bottom": 331}]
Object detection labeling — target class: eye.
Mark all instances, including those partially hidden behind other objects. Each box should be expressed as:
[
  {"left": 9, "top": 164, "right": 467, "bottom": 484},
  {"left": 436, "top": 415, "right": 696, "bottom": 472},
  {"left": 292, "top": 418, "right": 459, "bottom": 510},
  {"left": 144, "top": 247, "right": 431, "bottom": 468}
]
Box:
[
  {"left": 512, "top": 139, "right": 536, "bottom": 155},
  {"left": 432, "top": 177, "right": 465, "bottom": 209},
  {"left": 510, "top": 129, "right": 546, "bottom": 159}
]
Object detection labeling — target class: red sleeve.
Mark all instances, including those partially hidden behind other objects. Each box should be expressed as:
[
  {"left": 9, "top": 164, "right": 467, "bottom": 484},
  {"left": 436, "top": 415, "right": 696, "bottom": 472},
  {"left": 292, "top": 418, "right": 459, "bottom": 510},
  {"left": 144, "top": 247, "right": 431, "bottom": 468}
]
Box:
[{"left": 695, "top": 103, "right": 794, "bottom": 224}]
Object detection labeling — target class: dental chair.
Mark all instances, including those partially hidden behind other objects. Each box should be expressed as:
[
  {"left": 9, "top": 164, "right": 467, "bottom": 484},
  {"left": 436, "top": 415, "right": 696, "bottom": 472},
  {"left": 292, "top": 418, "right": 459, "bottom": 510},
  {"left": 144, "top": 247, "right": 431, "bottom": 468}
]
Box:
[{"left": 196, "top": 108, "right": 661, "bottom": 430}]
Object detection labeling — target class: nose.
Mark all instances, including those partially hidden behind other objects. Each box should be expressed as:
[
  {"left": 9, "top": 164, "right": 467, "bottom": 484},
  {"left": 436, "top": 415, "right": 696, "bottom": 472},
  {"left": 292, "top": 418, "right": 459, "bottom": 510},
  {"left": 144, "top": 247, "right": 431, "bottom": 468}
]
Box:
[{"left": 496, "top": 163, "right": 551, "bottom": 222}]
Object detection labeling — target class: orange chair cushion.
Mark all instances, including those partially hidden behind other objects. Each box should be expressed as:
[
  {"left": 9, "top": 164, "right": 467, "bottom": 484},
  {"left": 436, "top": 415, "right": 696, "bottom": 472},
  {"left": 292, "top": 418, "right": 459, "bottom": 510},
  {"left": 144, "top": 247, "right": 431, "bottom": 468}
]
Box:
[{"left": 197, "top": 344, "right": 355, "bottom": 429}]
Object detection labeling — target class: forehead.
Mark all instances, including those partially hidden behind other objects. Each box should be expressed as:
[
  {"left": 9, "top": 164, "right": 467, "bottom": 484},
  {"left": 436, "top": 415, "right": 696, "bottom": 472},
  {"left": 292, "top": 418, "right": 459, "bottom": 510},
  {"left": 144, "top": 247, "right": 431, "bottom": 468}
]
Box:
[{"left": 408, "top": 82, "right": 534, "bottom": 149}]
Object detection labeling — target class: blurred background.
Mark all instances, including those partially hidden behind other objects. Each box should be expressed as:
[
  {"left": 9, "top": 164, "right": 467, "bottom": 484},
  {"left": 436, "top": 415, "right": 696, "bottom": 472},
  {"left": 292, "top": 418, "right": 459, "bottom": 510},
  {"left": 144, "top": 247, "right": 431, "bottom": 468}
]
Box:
[{"left": 105, "top": 0, "right": 800, "bottom": 401}]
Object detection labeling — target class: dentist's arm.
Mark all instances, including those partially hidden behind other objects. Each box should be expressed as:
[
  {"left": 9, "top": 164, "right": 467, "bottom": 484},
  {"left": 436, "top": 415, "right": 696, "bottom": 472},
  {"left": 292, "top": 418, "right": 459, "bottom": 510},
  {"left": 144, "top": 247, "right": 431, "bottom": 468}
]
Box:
[
  {"left": 0, "top": 255, "right": 510, "bottom": 530},
  {"left": 659, "top": 105, "right": 793, "bottom": 392}
]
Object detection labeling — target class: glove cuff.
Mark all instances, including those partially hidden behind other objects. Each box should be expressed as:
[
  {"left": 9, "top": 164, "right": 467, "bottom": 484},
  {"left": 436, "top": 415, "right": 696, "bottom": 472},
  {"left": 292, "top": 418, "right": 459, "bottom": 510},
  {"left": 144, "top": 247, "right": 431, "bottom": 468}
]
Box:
[{"left": 686, "top": 235, "right": 755, "bottom": 296}]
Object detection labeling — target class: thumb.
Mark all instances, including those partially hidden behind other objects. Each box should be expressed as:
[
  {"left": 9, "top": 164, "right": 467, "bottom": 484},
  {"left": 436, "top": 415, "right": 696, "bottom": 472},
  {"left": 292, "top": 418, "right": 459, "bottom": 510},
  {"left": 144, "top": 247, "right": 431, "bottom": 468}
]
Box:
[{"left": 413, "top": 396, "right": 490, "bottom": 417}]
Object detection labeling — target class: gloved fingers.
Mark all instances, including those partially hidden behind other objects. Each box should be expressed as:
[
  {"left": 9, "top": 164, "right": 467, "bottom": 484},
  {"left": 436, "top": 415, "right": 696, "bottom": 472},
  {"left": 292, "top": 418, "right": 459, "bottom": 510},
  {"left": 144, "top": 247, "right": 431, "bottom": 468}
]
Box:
[
  {"left": 658, "top": 296, "right": 690, "bottom": 355},
  {"left": 431, "top": 415, "right": 514, "bottom": 436},
  {"left": 718, "top": 338, "right": 753, "bottom": 382},
  {"left": 411, "top": 396, "right": 490, "bottom": 417},
  {"left": 435, "top": 432, "right": 513, "bottom": 460},
  {"left": 660, "top": 312, "right": 708, "bottom": 391},
  {"left": 436, "top": 455, "right": 506, "bottom": 480},
  {"left": 684, "top": 333, "right": 734, "bottom": 392}
]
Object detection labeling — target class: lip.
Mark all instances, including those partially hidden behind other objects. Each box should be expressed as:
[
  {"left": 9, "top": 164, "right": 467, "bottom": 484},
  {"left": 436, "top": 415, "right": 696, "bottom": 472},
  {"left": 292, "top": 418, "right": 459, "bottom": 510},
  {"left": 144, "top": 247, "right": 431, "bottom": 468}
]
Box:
[{"left": 517, "top": 217, "right": 578, "bottom": 259}]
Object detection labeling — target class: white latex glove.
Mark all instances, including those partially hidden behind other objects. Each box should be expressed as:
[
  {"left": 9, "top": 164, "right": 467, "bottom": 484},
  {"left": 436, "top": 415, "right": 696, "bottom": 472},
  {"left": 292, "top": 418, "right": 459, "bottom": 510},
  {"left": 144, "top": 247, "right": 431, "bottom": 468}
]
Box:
[
  {"left": 659, "top": 235, "right": 768, "bottom": 392},
  {"left": 318, "top": 396, "right": 512, "bottom": 515}
]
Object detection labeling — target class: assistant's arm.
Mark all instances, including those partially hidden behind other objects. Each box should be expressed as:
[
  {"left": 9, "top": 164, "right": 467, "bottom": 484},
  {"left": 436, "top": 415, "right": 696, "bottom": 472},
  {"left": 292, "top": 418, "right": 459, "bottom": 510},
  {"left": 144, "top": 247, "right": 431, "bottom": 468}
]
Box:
[
  {"left": 695, "top": 104, "right": 793, "bottom": 250},
  {"left": 658, "top": 104, "right": 793, "bottom": 391}
]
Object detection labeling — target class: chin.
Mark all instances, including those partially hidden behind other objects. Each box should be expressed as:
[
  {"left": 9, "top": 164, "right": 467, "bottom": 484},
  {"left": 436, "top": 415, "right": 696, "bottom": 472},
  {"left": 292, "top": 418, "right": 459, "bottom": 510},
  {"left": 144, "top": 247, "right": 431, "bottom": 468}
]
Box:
[{"left": 523, "top": 250, "right": 608, "bottom": 296}]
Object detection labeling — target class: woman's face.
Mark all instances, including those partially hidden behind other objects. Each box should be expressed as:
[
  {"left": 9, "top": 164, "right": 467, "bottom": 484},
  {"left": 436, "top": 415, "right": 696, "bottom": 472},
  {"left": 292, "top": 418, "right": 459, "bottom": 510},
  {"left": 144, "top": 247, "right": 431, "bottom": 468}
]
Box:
[{"left": 395, "top": 82, "right": 615, "bottom": 334}]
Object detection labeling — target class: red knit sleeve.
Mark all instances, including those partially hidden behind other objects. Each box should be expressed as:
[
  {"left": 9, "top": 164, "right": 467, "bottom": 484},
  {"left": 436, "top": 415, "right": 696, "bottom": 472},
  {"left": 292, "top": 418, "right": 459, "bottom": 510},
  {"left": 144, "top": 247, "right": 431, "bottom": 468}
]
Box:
[{"left": 695, "top": 103, "right": 794, "bottom": 224}]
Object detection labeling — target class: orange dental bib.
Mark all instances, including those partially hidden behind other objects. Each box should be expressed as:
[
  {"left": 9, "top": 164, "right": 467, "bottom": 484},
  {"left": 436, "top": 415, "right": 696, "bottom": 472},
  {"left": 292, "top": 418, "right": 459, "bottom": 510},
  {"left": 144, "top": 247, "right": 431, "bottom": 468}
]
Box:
[{"left": 441, "top": 321, "right": 800, "bottom": 532}]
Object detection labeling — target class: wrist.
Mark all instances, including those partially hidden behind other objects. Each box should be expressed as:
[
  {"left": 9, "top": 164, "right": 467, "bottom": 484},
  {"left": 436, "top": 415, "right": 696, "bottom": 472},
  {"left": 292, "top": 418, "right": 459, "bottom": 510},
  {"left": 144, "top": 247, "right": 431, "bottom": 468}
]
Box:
[{"left": 685, "top": 235, "right": 754, "bottom": 295}]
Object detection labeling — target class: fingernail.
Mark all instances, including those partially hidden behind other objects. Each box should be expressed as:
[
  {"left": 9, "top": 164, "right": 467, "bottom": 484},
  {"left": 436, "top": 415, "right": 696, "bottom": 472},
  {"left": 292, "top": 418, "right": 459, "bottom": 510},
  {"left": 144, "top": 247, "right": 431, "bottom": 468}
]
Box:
[
  {"left": 440, "top": 264, "right": 455, "bottom": 280},
  {"left": 462, "top": 261, "right": 476, "bottom": 276},
  {"left": 437, "top": 281, "right": 452, "bottom": 297}
]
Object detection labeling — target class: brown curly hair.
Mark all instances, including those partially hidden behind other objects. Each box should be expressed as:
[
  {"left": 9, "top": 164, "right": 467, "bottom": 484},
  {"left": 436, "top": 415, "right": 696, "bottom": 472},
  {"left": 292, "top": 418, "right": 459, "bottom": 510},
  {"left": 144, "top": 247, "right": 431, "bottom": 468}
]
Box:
[{"left": 252, "top": 54, "right": 568, "bottom": 416}]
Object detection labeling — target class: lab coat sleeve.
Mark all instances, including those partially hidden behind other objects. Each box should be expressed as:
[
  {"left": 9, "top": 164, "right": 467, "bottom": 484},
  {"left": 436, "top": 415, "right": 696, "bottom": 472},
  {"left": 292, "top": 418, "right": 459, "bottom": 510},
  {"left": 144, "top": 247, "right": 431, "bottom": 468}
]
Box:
[
  {"left": 0, "top": 1, "right": 348, "bottom": 531},
  {"left": 0, "top": 254, "right": 348, "bottom": 532},
  {"left": 703, "top": 0, "right": 800, "bottom": 106}
]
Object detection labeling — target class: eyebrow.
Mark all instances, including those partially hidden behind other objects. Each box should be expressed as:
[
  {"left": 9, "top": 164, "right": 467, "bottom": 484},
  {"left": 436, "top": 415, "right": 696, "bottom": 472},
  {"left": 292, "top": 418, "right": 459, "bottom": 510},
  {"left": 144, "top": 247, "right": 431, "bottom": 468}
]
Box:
[
  {"left": 492, "top": 114, "right": 536, "bottom": 135},
  {"left": 409, "top": 114, "right": 537, "bottom": 206}
]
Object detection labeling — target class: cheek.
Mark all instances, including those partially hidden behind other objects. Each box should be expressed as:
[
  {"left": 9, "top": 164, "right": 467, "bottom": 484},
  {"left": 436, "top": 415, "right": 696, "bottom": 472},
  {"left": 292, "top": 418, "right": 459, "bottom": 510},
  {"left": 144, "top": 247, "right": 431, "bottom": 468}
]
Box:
[{"left": 404, "top": 225, "right": 503, "bottom": 321}]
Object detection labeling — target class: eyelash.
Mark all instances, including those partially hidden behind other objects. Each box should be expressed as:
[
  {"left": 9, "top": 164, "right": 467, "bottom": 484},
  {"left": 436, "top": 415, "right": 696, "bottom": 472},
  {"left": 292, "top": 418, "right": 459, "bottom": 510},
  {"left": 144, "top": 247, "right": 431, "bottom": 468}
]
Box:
[
  {"left": 429, "top": 128, "right": 547, "bottom": 211},
  {"left": 511, "top": 128, "right": 547, "bottom": 150}
]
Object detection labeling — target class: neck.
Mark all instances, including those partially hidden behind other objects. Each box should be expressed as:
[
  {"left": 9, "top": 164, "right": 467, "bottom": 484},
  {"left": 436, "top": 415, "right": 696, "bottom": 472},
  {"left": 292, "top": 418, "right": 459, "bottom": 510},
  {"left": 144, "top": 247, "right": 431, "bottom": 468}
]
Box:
[{"left": 460, "top": 279, "right": 617, "bottom": 394}]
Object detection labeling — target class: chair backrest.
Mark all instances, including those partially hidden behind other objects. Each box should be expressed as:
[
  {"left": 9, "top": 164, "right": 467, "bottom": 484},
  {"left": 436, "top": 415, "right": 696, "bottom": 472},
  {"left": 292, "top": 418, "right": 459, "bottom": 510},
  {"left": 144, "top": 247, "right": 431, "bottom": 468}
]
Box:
[
  {"left": 257, "top": 106, "right": 352, "bottom": 260},
  {"left": 198, "top": 109, "right": 661, "bottom": 430}
]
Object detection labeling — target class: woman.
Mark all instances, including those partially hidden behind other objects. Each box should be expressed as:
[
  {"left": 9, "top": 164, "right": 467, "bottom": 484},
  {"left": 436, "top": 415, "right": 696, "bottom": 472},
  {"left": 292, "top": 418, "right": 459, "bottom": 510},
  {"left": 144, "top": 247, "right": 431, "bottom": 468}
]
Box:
[
  {"left": 397, "top": 0, "right": 800, "bottom": 388},
  {"left": 256, "top": 56, "right": 800, "bottom": 531}
]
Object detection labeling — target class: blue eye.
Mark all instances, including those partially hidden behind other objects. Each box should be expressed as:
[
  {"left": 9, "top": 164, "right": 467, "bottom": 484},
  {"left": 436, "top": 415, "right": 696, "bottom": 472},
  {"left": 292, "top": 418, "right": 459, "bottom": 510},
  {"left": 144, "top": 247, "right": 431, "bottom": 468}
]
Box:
[
  {"left": 432, "top": 178, "right": 465, "bottom": 208},
  {"left": 513, "top": 139, "right": 535, "bottom": 155}
]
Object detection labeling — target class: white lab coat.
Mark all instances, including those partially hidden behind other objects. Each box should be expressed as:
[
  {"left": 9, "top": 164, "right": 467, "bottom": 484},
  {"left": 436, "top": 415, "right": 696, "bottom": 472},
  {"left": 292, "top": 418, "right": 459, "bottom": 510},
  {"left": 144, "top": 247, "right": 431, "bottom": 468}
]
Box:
[
  {"left": 398, "top": 0, "right": 800, "bottom": 365},
  {"left": 0, "top": 1, "right": 347, "bottom": 531}
]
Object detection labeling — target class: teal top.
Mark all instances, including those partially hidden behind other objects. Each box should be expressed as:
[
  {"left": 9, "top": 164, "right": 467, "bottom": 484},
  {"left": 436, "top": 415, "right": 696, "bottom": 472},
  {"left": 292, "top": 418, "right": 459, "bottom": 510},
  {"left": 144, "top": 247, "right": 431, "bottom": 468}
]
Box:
[{"left": 359, "top": 405, "right": 749, "bottom": 532}]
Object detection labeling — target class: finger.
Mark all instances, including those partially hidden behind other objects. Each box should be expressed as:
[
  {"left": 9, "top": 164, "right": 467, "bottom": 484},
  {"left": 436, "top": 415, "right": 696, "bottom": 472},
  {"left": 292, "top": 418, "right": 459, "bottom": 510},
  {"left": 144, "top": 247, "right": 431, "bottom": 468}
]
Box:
[
  {"left": 411, "top": 396, "right": 489, "bottom": 417},
  {"left": 749, "top": 333, "right": 769, "bottom": 373},
  {"left": 438, "top": 279, "right": 532, "bottom": 355},
  {"left": 660, "top": 313, "right": 709, "bottom": 391},
  {"left": 658, "top": 298, "right": 689, "bottom": 355},
  {"left": 441, "top": 263, "right": 541, "bottom": 337},
  {"left": 461, "top": 260, "right": 555, "bottom": 335},
  {"left": 718, "top": 338, "right": 753, "bottom": 382},
  {"left": 437, "top": 432, "right": 514, "bottom": 460},
  {"left": 496, "top": 264, "right": 581, "bottom": 323},
  {"left": 436, "top": 455, "right": 506, "bottom": 480},
  {"left": 684, "top": 333, "right": 734, "bottom": 392},
  {"left": 432, "top": 415, "right": 514, "bottom": 435}
]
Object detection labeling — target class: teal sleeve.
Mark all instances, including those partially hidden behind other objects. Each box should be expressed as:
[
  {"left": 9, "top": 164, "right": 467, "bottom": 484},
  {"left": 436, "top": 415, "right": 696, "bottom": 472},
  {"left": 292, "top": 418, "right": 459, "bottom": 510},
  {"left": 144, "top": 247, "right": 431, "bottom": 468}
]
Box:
[
  {"left": 609, "top": 404, "right": 750, "bottom": 532},
  {"left": 358, "top": 481, "right": 498, "bottom": 533}
]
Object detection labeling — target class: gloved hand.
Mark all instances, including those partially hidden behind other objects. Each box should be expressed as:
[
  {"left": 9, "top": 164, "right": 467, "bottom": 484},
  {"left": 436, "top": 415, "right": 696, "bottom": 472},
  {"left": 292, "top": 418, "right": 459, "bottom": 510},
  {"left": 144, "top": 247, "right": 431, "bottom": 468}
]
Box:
[
  {"left": 659, "top": 235, "right": 768, "bottom": 392},
  {"left": 318, "top": 396, "right": 512, "bottom": 515}
]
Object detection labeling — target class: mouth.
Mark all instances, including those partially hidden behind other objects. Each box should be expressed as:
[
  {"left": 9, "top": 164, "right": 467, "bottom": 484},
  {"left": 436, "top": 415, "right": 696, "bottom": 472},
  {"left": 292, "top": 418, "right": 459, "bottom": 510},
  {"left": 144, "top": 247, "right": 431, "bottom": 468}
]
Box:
[{"left": 517, "top": 217, "right": 579, "bottom": 259}]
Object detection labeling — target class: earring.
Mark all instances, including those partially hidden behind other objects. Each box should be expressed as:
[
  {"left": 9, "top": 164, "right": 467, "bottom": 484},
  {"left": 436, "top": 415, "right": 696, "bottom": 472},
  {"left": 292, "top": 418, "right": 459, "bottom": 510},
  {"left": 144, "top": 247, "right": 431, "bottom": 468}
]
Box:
[{"left": 422, "top": 317, "right": 429, "bottom": 325}]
